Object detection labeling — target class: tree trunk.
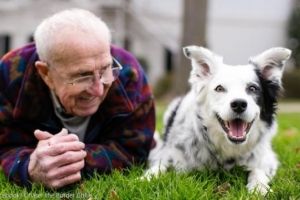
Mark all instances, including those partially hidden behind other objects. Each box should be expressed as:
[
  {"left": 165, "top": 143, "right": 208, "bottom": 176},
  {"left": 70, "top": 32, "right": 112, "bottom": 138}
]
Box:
[{"left": 173, "top": 0, "right": 208, "bottom": 96}]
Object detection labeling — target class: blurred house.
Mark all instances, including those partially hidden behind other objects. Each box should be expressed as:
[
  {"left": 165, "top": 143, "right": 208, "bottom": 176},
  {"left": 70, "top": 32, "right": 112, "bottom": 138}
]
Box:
[
  {"left": 0, "top": 0, "right": 126, "bottom": 56},
  {"left": 0, "top": 0, "right": 294, "bottom": 87}
]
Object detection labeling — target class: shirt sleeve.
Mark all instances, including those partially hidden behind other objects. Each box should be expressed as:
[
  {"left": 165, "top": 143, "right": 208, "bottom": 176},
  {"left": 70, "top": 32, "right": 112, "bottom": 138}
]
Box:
[
  {"left": 0, "top": 145, "right": 34, "bottom": 188},
  {"left": 0, "top": 46, "right": 38, "bottom": 188},
  {"left": 0, "top": 70, "right": 34, "bottom": 188}
]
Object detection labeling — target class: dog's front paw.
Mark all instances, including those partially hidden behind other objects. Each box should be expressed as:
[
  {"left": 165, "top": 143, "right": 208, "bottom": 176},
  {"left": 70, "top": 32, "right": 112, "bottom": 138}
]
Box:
[
  {"left": 246, "top": 168, "right": 274, "bottom": 195},
  {"left": 246, "top": 181, "right": 271, "bottom": 195},
  {"left": 140, "top": 165, "right": 167, "bottom": 181},
  {"left": 140, "top": 169, "right": 158, "bottom": 181}
]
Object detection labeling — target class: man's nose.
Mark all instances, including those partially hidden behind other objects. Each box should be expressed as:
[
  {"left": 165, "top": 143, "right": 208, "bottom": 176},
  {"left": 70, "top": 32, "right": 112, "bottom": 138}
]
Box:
[{"left": 86, "top": 76, "right": 103, "bottom": 96}]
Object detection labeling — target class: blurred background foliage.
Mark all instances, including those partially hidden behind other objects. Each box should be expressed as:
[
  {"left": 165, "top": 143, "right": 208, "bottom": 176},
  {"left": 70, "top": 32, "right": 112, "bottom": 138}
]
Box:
[
  {"left": 282, "top": 69, "right": 300, "bottom": 100},
  {"left": 278, "top": 0, "right": 300, "bottom": 100},
  {"left": 287, "top": 0, "right": 300, "bottom": 69},
  {"left": 154, "top": 0, "right": 300, "bottom": 101}
]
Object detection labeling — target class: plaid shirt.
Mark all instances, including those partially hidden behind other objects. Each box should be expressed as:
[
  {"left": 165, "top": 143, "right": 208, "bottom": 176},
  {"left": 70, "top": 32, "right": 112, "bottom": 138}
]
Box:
[{"left": 0, "top": 42, "right": 155, "bottom": 188}]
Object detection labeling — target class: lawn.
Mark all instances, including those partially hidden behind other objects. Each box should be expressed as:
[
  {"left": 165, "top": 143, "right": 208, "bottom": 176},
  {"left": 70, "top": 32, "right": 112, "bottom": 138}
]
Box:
[{"left": 0, "top": 102, "right": 300, "bottom": 200}]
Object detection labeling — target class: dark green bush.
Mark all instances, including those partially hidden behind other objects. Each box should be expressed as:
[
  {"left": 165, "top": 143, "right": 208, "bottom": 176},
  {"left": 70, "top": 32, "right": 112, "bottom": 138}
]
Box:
[
  {"left": 153, "top": 73, "right": 174, "bottom": 99},
  {"left": 136, "top": 57, "right": 149, "bottom": 74},
  {"left": 287, "top": 0, "right": 300, "bottom": 68},
  {"left": 282, "top": 69, "right": 300, "bottom": 99}
]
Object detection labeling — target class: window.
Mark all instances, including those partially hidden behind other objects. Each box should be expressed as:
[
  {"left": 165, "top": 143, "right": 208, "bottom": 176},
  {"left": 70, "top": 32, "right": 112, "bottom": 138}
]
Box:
[{"left": 0, "top": 34, "right": 11, "bottom": 57}]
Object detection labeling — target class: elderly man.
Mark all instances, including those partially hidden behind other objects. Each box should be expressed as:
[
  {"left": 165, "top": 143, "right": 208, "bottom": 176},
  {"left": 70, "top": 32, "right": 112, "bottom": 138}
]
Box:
[{"left": 0, "top": 8, "right": 155, "bottom": 189}]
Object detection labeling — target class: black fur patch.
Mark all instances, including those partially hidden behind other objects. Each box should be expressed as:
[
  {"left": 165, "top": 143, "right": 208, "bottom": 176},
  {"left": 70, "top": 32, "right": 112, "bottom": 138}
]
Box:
[
  {"left": 225, "top": 158, "right": 235, "bottom": 165},
  {"left": 254, "top": 69, "right": 281, "bottom": 127},
  {"left": 168, "top": 158, "right": 174, "bottom": 166},
  {"left": 175, "top": 143, "right": 185, "bottom": 152},
  {"left": 202, "top": 126, "right": 207, "bottom": 132},
  {"left": 197, "top": 114, "right": 203, "bottom": 120},
  {"left": 247, "top": 153, "right": 255, "bottom": 162},
  {"left": 202, "top": 126, "right": 212, "bottom": 144},
  {"left": 184, "top": 48, "right": 190, "bottom": 57},
  {"left": 163, "top": 98, "right": 183, "bottom": 141},
  {"left": 191, "top": 138, "right": 199, "bottom": 147}
]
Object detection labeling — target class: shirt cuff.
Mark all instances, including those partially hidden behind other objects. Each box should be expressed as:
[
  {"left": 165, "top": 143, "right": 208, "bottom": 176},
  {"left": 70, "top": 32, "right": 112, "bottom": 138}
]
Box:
[{"left": 19, "top": 156, "right": 32, "bottom": 189}]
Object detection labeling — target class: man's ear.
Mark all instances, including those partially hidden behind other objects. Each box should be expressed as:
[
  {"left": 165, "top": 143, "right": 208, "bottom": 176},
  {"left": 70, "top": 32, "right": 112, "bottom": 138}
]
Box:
[{"left": 35, "top": 61, "right": 55, "bottom": 90}]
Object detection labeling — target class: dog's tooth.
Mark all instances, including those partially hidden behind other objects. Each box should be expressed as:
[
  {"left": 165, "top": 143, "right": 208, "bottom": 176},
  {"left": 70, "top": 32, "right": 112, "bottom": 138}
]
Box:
[
  {"left": 226, "top": 121, "right": 229, "bottom": 128},
  {"left": 243, "top": 122, "right": 248, "bottom": 131}
]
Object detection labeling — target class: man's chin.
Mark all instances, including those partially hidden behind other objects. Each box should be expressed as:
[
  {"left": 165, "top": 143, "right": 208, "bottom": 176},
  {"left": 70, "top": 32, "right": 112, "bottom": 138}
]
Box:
[{"left": 74, "top": 108, "right": 98, "bottom": 117}]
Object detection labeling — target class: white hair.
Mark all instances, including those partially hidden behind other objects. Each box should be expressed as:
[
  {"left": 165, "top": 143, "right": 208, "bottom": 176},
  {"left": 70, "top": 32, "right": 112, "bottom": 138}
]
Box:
[{"left": 34, "top": 8, "right": 111, "bottom": 62}]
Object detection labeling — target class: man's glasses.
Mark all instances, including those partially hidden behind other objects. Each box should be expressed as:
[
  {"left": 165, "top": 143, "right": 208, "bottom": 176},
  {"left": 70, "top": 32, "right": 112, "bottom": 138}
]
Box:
[{"left": 46, "top": 57, "right": 123, "bottom": 91}]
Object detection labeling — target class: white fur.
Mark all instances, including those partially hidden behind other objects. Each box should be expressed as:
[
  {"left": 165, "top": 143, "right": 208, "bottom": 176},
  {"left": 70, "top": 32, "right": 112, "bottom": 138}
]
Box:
[{"left": 144, "top": 46, "right": 291, "bottom": 195}]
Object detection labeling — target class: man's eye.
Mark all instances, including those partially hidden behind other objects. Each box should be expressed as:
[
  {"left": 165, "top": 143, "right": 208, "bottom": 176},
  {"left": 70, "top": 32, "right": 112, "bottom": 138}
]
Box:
[
  {"left": 100, "top": 65, "right": 112, "bottom": 73},
  {"left": 79, "top": 72, "right": 91, "bottom": 77},
  {"left": 103, "top": 65, "right": 112, "bottom": 70},
  {"left": 101, "top": 66, "right": 108, "bottom": 71},
  {"left": 215, "top": 85, "right": 225, "bottom": 92}
]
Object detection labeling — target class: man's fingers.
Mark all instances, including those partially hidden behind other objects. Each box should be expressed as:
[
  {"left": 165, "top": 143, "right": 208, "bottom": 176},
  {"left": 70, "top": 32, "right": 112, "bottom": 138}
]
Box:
[
  {"left": 50, "top": 171, "right": 82, "bottom": 189},
  {"left": 48, "top": 159, "right": 85, "bottom": 180},
  {"left": 47, "top": 159, "right": 84, "bottom": 189},
  {"left": 46, "top": 141, "right": 85, "bottom": 156},
  {"left": 56, "top": 128, "right": 69, "bottom": 136},
  {"left": 34, "top": 129, "right": 54, "bottom": 140},
  {"left": 48, "top": 133, "right": 80, "bottom": 146},
  {"left": 30, "top": 128, "right": 84, "bottom": 189},
  {"left": 34, "top": 128, "right": 70, "bottom": 143},
  {"left": 52, "top": 150, "right": 87, "bottom": 167}
]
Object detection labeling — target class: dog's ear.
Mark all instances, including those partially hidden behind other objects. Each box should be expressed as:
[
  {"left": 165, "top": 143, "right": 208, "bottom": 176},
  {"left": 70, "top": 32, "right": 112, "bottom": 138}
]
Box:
[
  {"left": 250, "top": 47, "right": 291, "bottom": 83},
  {"left": 183, "top": 46, "right": 222, "bottom": 78}
]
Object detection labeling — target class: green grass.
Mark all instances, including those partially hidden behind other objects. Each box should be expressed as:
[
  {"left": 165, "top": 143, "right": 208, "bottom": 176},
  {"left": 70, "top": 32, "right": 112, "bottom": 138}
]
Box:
[{"left": 1, "top": 103, "right": 300, "bottom": 199}]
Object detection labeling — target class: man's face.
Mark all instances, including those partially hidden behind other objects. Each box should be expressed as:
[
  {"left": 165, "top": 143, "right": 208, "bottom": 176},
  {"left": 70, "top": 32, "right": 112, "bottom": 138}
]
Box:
[{"left": 41, "top": 32, "right": 113, "bottom": 117}]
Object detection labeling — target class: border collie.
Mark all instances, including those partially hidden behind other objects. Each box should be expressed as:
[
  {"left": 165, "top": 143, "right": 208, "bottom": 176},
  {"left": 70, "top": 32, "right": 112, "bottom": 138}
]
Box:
[{"left": 144, "top": 46, "right": 291, "bottom": 195}]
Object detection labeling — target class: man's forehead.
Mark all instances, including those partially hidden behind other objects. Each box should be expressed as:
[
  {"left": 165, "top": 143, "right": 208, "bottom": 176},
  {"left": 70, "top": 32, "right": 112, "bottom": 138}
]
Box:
[
  {"left": 52, "top": 56, "right": 113, "bottom": 73},
  {"left": 49, "top": 29, "right": 110, "bottom": 61}
]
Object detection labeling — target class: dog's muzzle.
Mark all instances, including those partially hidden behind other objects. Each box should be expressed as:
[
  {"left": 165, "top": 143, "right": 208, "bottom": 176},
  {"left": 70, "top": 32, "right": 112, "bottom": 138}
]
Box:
[{"left": 216, "top": 114, "right": 255, "bottom": 144}]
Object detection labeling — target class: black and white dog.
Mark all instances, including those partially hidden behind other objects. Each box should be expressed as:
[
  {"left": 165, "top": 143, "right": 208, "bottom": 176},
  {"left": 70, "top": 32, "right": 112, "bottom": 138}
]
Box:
[{"left": 144, "top": 46, "right": 291, "bottom": 194}]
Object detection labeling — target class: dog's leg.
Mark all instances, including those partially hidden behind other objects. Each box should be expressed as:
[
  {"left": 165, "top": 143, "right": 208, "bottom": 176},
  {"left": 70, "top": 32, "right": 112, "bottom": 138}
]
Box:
[
  {"left": 246, "top": 168, "right": 272, "bottom": 195},
  {"left": 141, "top": 146, "right": 188, "bottom": 180},
  {"left": 141, "top": 165, "right": 168, "bottom": 180},
  {"left": 244, "top": 142, "right": 279, "bottom": 195}
]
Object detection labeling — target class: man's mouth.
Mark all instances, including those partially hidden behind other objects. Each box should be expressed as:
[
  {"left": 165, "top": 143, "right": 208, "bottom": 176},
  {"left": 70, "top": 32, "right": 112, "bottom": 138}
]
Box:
[
  {"left": 216, "top": 114, "right": 254, "bottom": 144},
  {"left": 79, "top": 96, "right": 95, "bottom": 101}
]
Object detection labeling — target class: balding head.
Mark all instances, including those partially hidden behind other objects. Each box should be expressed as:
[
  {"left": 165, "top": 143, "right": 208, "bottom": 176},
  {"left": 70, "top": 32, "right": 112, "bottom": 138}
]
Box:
[{"left": 34, "top": 8, "right": 111, "bottom": 64}]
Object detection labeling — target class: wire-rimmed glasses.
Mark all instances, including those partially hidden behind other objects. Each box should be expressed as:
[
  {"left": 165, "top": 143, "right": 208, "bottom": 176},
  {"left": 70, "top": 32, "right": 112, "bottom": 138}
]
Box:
[{"left": 46, "top": 57, "right": 123, "bottom": 91}]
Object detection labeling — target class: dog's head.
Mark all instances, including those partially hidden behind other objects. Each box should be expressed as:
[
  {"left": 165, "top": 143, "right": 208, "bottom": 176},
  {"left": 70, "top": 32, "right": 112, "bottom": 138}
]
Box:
[{"left": 183, "top": 46, "right": 291, "bottom": 144}]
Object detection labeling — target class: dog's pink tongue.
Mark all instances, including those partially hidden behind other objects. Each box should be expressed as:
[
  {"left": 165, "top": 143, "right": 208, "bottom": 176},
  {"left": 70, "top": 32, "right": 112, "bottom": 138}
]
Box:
[{"left": 229, "top": 119, "right": 244, "bottom": 137}]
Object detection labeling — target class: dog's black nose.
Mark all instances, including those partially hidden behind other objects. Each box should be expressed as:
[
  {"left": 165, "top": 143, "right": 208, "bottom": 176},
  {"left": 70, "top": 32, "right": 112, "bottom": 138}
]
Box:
[{"left": 230, "top": 99, "right": 247, "bottom": 113}]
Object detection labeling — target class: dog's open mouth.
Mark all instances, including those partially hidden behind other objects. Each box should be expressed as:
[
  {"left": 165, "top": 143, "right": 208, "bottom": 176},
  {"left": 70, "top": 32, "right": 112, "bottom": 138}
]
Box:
[{"left": 216, "top": 115, "right": 254, "bottom": 144}]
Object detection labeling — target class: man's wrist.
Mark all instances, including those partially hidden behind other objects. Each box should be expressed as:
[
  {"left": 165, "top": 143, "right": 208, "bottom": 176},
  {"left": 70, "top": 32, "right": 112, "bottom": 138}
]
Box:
[{"left": 20, "top": 156, "right": 33, "bottom": 189}]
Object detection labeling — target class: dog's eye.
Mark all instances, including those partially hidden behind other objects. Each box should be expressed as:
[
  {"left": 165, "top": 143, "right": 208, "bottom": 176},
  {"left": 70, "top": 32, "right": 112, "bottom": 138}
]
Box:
[
  {"left": 215, "top": 85, "right": 225, "bottom": 92},
  {"left": 248, "top": 85, "right": 258, "bottom": 93}
]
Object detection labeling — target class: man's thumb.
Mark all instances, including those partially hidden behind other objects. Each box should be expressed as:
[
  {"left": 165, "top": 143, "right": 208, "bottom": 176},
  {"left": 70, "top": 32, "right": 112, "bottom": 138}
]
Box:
[{"left": 34, "top": 129, "right": 53, "bottom": 140}]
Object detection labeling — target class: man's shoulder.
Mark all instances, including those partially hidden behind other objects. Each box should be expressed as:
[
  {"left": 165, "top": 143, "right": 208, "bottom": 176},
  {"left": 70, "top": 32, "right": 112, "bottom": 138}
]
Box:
[
  {"left": 0, "top": 42, "right": 38, "bottom": 86},
  {"left": 110, "top": 45, "right": 138, "bottom": 65},
  {"left": 1, "top": 42, "right": 37, "bottom": 63},
  {"left": 110, "top": 45, "right": 130, "bottom": 56}
]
